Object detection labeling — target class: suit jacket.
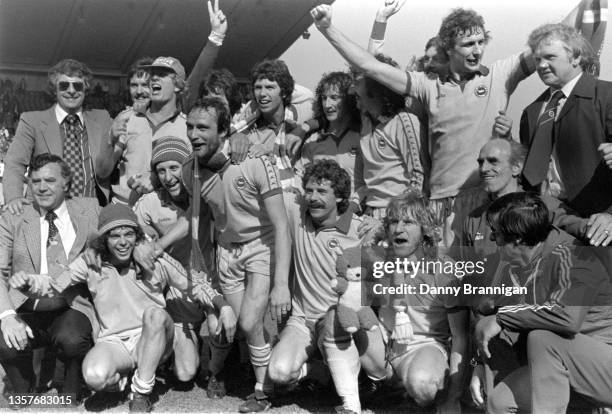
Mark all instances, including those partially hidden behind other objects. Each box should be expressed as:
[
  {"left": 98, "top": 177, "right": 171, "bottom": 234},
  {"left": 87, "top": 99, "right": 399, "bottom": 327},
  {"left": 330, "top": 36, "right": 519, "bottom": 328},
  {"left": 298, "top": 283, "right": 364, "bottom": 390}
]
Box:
[
  {"left": 0, "top": 197, "right": 100, "bottom": 330},
  {"left": 520, "top": 74, "right": 612, "bottom": 216},
  {"left": 3, "top": 106, "right": 113, "bottom": 204}
]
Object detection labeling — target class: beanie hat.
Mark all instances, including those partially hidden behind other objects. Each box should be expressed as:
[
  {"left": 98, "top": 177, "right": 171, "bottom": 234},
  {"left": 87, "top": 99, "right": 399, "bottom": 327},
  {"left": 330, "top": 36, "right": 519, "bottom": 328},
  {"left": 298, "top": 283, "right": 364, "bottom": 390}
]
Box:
[
  {"left": 151, "top": 136, "right": 192, "bottom": 170},
  {"left": 97, "top": 204, "right": 139, "bottom": 236}
]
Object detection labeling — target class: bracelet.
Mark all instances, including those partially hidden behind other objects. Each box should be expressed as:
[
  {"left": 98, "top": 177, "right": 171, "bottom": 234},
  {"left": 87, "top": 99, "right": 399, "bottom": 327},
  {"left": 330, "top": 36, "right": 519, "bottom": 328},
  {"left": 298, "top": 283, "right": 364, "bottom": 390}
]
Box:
[
  {"left": 0, "top": 309, "right": 16, "bottom": 320},
  {"left": 208, "top": 31, "right": 225, "bottom": 47}
]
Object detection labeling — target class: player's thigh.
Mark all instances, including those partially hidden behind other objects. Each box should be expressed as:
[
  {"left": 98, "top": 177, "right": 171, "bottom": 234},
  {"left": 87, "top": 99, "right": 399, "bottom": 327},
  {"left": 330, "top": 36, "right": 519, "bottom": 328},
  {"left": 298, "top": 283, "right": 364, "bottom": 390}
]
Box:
[{"left": 83, "top": 341, "right": 134, "bottom": 380}]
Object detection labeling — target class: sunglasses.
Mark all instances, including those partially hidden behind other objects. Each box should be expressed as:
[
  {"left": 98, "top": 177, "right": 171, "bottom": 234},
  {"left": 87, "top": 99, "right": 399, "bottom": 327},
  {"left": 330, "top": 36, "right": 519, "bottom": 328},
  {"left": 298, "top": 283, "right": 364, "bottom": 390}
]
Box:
[{"left": 58, "top": 81, "right": 84, "bottom": 92}]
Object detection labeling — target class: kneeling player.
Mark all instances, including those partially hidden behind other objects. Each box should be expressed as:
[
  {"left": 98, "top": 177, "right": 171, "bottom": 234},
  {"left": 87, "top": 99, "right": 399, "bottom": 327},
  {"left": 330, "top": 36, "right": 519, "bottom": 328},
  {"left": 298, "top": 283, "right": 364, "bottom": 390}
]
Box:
[
  {"left": 368, "top": 192, "right": 468, "bottom": 411},
  {"left": 10, "top": 204, "right": 234, "bottom": 412},
  {"left": 268, "top": 160, "right": 369, "bottom": 413}
]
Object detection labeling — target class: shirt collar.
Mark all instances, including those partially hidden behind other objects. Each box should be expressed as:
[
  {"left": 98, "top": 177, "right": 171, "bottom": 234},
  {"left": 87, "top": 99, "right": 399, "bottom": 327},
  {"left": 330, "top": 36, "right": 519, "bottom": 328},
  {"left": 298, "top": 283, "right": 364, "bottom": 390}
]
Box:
[
  {"left": 438, "top": 64, "right": 490, "bottom": 83},
  {"left": 310, "top": 208, "right": 353, "bottom": 235},
  {"left": 55, "top": 104, "right": 83, "bottom": 125},
  {"left": 39, "top": 200, "right": 69, "bottom": 220},
  {"left": 552, "top": 72, "right": 582, "bottom": 99}
]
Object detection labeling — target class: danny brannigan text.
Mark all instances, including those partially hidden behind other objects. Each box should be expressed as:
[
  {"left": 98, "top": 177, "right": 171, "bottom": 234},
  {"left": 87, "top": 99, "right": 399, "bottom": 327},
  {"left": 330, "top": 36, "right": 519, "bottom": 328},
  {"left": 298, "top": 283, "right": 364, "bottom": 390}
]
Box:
[{"left": 372, "top": 283, "right": 527, "bottom": 297}]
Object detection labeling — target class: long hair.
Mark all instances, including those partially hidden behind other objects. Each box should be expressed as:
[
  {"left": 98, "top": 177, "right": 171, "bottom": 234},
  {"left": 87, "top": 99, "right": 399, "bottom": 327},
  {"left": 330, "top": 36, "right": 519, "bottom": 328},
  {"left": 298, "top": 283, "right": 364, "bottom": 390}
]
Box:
[
  {"left": 88, "top": 225, "right": 146, "bottom": 264},
  {"left": 385, "top": 190, "right": 439, "bottom": 259}
]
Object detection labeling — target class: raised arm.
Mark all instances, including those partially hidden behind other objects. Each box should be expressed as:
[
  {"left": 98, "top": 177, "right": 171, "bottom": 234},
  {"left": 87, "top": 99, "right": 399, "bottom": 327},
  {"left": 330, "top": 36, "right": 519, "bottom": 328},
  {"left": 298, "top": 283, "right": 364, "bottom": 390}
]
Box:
[
  {"left": 184, "top": 0, "right": 227, "bottom": 112},
  {"left": 311, "top": 5, "right": 408, "bottom": 95},
  {"left": 367, "top": 0, "right": 407, "bottom": 55}
]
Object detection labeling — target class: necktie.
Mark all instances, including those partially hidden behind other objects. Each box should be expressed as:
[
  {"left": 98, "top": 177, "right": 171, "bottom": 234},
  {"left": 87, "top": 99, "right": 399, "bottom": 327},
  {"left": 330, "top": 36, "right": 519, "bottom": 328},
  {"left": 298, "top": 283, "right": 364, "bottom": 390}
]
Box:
[
  {"left": 62, "top": 114, "right": 85, "bottom": 197},
  {"left": 45, "top": 210, "right": 67, "bottom": 279},
  {"left": 522, "top": 90, "right": 565, "bottom": 186},
  {"left": 45, "top": 210, "right": 59, "bottom": 247}
]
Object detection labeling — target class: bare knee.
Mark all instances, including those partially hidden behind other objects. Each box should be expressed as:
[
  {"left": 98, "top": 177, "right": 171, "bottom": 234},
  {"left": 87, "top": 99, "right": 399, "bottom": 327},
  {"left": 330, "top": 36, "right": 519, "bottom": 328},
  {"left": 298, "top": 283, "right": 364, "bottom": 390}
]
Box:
[
  {"left": 83, "top": 361, "right": 115, "bottom": 391},
  {"left": 238, "top": 314, "right": 262, "bottom": 339},
  {"left": 403, "top": 369, "right": 442, "bottom": 407},
  {"left": 142, "top": 307, "right": 171, "bottom": 332},
  {"left": 174, "top": 363, "right": 198, "bottom": 382},
  {"left": 268, "top": 354, "right": 300, "bottom": 384}
]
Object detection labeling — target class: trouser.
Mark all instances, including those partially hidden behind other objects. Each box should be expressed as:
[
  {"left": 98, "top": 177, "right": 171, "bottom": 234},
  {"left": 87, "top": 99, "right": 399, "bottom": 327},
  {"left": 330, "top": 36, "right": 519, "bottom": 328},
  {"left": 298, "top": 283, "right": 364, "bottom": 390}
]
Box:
[
  {"left": 0, "top": 308, "right": 93, "bottom": 395},
  {"left": 528, "top": 330, "right": 612, "bottom": 414}
]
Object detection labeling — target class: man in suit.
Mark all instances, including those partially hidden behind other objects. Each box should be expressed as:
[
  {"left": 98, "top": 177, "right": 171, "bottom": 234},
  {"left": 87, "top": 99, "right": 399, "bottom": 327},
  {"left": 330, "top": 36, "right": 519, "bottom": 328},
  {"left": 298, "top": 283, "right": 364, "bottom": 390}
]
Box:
[
  {"left": 0, "top": 154, "right": 98, "bottom": 405},
  {"left": 3, "top": 59, "right": 113, "bottom": 214},
  {"left": 520, "top": 23, "right": 612, "bottom": 247}
]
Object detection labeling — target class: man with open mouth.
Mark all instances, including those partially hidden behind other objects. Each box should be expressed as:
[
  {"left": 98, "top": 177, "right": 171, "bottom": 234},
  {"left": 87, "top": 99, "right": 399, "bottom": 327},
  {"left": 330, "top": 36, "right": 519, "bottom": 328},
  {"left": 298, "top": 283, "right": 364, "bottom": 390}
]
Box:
[{"left": 96, "top": 0, "right": 229, "bottom": 207}]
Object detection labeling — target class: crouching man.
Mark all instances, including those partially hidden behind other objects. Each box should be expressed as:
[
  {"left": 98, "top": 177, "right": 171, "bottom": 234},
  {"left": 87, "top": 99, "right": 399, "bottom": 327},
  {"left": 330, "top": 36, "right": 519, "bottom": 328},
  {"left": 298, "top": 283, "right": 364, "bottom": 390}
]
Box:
[
  {"left": 473, "top": 192, "right": 612, "bottom": 413},
  {"left": 9, "top": 204, "right": 235, "bottom": 412},
  {"left": 268, "top": 160, "right": 368, "bottom": 413}
]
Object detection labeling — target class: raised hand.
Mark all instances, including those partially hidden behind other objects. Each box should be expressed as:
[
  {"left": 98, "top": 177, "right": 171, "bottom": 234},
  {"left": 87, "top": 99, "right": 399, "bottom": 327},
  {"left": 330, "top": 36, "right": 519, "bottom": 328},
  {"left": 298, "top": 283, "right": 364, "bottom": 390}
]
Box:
[
  {"left": 311, "top": 5, "right": 332, "bottom": 31},
  {"left": 208, "top": 0, "right": 227, "bottom": 36},
  {"left": 376, "top": 0, "right": 407, "bottom": 22}
]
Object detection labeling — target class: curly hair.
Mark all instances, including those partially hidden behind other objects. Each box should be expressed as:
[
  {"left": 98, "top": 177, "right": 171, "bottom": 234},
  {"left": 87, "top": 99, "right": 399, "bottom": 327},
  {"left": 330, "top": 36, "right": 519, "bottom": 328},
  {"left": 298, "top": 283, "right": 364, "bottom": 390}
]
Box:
[
  {"left": 485, "top": 192, "right": 552, "bottom": 246},
  {"left": 89, "top": 225, "right": 146, "bottom": 264},
  {"left": 48, "top": 59, "right": 93, "bottom": 96},
  {"left": 353, "top": 54, "right": 406, "bottom": 117},
  {"left": 190, "top": 96, "right": 231, "bottom": 136},
  {"left": 201, "top": 69, "right": 243, "bottom": 117},
  {"left": 437, "top": 8, "right": 491, "bottom": 53},
  {"left": 384, "top": 190, "right": 439, "bottom": 259},
  {"left": 302, "top": 159, "right": 351, "bottom": 214},
  {"left": 250, "top": 59, "right": 295, "bottom": 107},
  {"left": 528, "top": 23, "right": 596, "bottom": 72},
  {"left": 312, "top": 71, "right": 360, "bottom": 129}
]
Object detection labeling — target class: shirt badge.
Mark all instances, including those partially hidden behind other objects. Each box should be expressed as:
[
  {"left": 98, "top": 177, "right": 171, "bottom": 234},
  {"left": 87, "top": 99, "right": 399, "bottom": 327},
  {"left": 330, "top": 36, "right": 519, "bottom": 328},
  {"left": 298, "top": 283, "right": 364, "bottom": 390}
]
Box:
[
  {"left": 327, "top": 238, "right": 340, "bottom": 250},
  {"left": 475, "top": 232, "right": 484, "bottom": 241},
  {"left": 234, "top": 176, "right": 246, "bottom": 190},
  {"left": 475, "top": 85, "right": 488, "bottom": 97}
]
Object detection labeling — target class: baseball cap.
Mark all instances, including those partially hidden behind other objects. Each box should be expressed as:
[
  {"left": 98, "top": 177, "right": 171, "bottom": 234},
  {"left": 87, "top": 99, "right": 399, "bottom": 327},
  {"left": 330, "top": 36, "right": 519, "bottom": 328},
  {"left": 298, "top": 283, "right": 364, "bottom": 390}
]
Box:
[{"left": 141, "top": 56, "right": 185, "bottom": 82}]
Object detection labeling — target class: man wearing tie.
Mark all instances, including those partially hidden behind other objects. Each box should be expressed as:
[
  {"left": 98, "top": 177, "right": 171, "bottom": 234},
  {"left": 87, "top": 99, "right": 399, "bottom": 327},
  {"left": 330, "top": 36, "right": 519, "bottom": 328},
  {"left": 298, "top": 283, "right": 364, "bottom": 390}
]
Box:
[
  {"left": 3, "top": 59, "right": 112, "bottom": 213},
  {"left": 520, "top": 24, "right": 612, "bottom": 246},
  {"left": 0, "top": 154, "right": 99, "bottom": 405}
]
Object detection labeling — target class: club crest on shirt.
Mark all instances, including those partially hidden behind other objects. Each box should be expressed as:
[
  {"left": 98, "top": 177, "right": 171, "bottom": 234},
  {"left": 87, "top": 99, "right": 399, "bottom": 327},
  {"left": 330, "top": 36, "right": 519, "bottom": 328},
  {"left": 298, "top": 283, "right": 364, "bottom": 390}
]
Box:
[
  {"left": 377, "top": 138, "right": 386, "bottom": 148},
  {"left": 234, "top": 176, "right": 246, "bottom": 190},
  {"left": 475, "top": 85, "right": 488, "bottom": 97},
  {"left": 327, "top": 238, "right": 340, "bottom": 250}
]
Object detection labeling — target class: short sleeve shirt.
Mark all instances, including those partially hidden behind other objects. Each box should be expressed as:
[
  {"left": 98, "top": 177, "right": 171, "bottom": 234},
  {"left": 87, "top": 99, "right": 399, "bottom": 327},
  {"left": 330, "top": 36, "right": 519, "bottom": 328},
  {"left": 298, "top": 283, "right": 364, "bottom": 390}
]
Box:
[
  {"left": 296, "top": 128, "right": 362, "bottom": 194},
  {"left": 285, "top": 193, "right": 365, "bottom": 321},
  {"left": 214, "top": 155, "right": 283, "bottom": 245},
  {"left": 408, "top": 54, "right": 529, "bottom": 199}
]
